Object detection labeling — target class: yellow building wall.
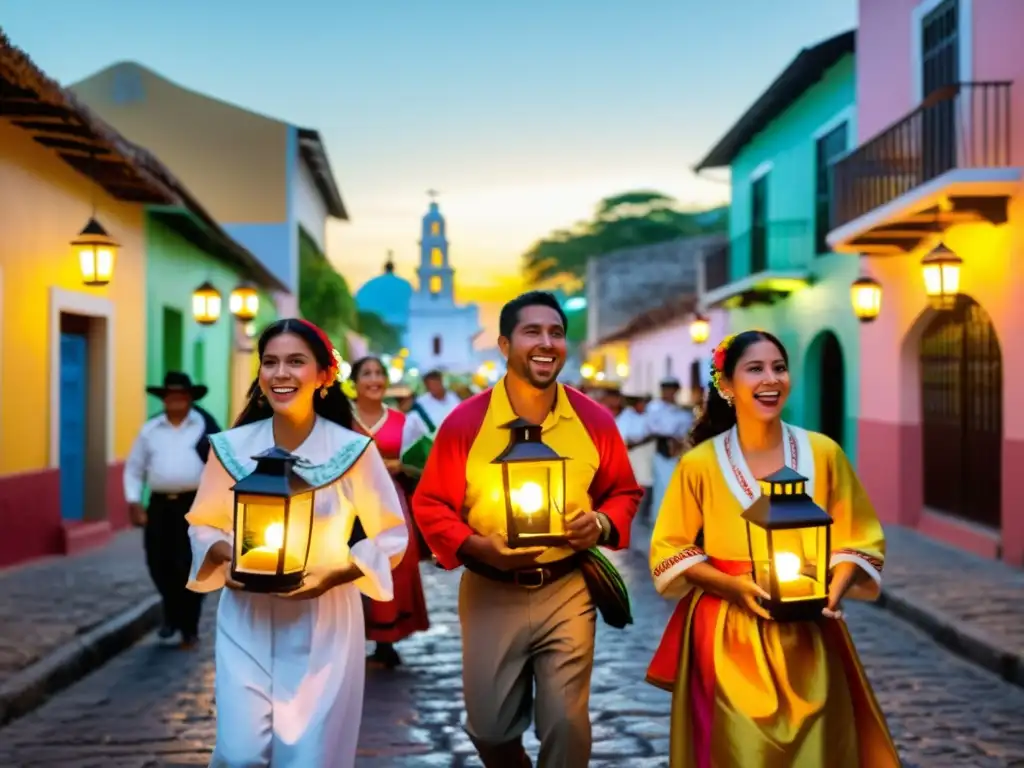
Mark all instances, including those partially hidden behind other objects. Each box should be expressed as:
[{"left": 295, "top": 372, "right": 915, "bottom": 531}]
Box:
[
  {"left": 0, "top": 122, "right": 147, "bottom": 474},
  {"left": 71, "top": 63, "right": 289, "bottom": 225}
]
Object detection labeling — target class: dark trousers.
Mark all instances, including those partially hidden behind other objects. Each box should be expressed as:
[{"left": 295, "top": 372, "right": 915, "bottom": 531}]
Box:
[{"left": 144, "top": 491, "right": 204, "bottom": 637}]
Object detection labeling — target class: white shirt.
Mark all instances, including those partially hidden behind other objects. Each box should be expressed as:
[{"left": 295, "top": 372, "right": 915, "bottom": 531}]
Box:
[
  {"left": 415, "top": 391, "right": 461, "bottom": 430},
  {"left": 645, "top": 399, "right": 693, "bottom": 441},
  {"left": 123, "top": 409, "right": 208, "bottom": 503},
  {"left": 616, "top": 407, "right": 654, "bottom": 487}
]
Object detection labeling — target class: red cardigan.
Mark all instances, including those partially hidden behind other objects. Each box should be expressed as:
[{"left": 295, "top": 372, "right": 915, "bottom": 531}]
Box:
[{"left": 411, "top": 385, "right": 642, "bottom": 570}]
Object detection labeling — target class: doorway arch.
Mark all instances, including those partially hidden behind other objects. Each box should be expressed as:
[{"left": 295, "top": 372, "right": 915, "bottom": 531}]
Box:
[
  {"left": 919, "top": 295, "right": 1002, "bottom": 529},
  {"left": 806, "top": 330, "right": 845, "bottom": 447}
]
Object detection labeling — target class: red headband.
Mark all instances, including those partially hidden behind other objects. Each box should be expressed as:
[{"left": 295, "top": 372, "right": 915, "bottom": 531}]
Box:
[{"left": 296, "top": 319, "right": 340, "bottom": 378}]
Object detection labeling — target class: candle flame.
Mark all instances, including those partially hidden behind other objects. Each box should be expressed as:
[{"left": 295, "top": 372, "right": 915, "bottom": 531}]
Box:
[
  {"left": 264, "top": 523, "right": 284, "bottom": 550},
  {"left": 514, "top": 482, "right": 544, "bottom": 516},
  {"left": 774, "top": 551, "right": 802, "bottom": 582}
]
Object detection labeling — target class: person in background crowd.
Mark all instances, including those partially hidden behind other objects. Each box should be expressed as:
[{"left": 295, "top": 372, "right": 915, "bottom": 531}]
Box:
[
  {"left": 350, "top": 358, "right": 431, "bottom": 669},
  {"left": 646, "top": 376, "right": 693, "bottom": 515},
  {"left": 618, "top": 393, "right": 656, "bottom": 525},
  {"left": 598, "top": 383, "right": 624, "bottom": 416},
  {"left": 124, "top": 372, "right": 221, "bottom": 649},
  {"left": 416, "top": 369, "right": 461, "bottom": 431}
]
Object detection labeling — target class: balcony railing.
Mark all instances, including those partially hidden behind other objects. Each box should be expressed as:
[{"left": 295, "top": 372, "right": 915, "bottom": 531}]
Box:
[
  {"left": 702, "top": 220, "right": 812, "bottom": 294},
  {"left": 831, "top": 81, "right": 1013, "bottom": 230}
]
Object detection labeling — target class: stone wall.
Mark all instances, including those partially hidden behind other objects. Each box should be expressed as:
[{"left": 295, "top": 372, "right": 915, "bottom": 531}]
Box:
[{"left": 585, "top": 234, "right": 725, "bottom": 345}]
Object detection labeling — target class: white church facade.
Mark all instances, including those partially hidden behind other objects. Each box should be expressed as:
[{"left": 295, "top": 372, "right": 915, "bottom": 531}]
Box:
[{"left": 355, "top": 198, "right": 482, "bottom": 375}]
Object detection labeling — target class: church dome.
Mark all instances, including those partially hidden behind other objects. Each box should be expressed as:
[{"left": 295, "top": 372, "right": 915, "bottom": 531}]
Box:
[{"left": 355, "top": 257, "right": 412, "bottom": 330}]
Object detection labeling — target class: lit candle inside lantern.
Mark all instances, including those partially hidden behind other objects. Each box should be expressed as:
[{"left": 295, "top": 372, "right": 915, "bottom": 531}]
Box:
[
  {"left": 238, "top": 522, "right": 302, "bottom": 573},
  {"left": 513, "top": 481, "right": 544, "bottom": 517},
  {"left": 774, "top": 551, "right": 815, "bottom": 599}
]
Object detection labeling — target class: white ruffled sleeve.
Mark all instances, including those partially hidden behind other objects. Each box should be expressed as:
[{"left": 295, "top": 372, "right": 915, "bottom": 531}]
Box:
[
  {"left": 185, "top": 452, "right": 235, "bottom": 593},
  {"left": 341, "top": 442, "right": 409, "bottom": 601}
]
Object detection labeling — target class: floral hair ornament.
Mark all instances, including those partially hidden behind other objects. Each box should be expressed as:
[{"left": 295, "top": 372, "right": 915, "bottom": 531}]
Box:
[{"left": 709, "top": 333, "right": 738, "bottom": 394}]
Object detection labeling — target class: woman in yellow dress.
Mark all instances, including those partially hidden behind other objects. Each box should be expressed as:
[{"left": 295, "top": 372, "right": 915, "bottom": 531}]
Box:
[{"left": 647, "top": 330, "right": 900, "bottom": 768}]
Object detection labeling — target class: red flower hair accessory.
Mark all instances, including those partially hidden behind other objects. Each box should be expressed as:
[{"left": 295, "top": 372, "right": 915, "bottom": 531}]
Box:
[{"left": 709, "top": 333, "right": 738, "bottom": 393}]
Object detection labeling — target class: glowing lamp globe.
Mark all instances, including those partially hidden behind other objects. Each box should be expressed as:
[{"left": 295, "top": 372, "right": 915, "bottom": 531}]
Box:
[
  {"left": 689, "top": 314, "right": 711, "bottom": 344},
  {"left": 230, "top": 282, "right": 260, "bottom": 321},
  {"left": 493, "top": 418, "right": 568, "bottom": 549},
  {"left": 740, "top": 466, "right": 833, "bottom": 622},
  {"left": 192, "top": 281, "right": 223, "bottom": 326},
  {"left": 850, "top": 275, "right": 882, "bottom": 323},
  {"left": 230, "top": 447, "right": 316, "bottom": 593},
  {"left": 921, "top": 243, "right": 962, "bottom": 310},
  {"left": 73, "top": 218, "right": 119, "bottom": 286}
]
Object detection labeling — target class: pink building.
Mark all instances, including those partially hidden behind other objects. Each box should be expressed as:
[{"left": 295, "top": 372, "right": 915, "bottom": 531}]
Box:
[
  {"left": 829, "top": 0, "right": 1024, "bottom": 565},
  {"left": 594, "top": 298, "right": 727, "bottom": 404}
]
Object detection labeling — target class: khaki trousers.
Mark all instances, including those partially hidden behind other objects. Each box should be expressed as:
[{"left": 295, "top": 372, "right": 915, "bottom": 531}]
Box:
[{"left": 459, "top": 569, "right": 596, "bottom": 768}]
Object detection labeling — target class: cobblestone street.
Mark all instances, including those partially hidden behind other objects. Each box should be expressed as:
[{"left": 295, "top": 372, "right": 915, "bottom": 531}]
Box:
[{"left": 1, "top": 546, "right": 1023, "bottom": 768}]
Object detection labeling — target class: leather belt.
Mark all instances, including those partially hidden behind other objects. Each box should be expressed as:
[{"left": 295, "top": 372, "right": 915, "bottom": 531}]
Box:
[
  {"left": 465, "top": 554, "right": 579, "bottom": 590},
  {"left": 150, "top": 491, "right": 197, "bottom": 502}
]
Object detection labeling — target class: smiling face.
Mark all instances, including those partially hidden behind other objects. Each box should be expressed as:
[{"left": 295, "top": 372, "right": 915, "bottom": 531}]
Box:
[
  {"left": 499, "top": 304, "right": 567, "bottom": 389},
  {"left": 354, "top": 358, "right": 388, "bottom": 402},
  {"left": 720, "top": 339, "right": 790, "bottom": 424},
  {"left": 258, "top": 332, "right": 330, "bottom": 416}
]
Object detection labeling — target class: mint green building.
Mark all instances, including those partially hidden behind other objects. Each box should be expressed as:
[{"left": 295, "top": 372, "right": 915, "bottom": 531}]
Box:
[
  {"left": 145, "top": 207, "right": 284, "bottom": 427},
  {"left": 694, "top": 30, "right": 860, "bottom": 457}
]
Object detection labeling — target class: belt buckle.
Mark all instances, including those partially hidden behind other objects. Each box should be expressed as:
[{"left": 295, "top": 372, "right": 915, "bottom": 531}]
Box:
[
  {"left": 513, "top": 567, "right": 545, "bottom": 590},
  {"left": 166, "top": 493, "right": 179, "bottom": 501}
]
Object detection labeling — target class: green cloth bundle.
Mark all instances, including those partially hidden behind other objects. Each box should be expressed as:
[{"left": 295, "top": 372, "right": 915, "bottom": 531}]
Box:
[
  {"left": 400, "top": 434, "right": 434, "bottom": 471},
  {"left": 578, "top": 548, "right": 633, "bottom": 629}
]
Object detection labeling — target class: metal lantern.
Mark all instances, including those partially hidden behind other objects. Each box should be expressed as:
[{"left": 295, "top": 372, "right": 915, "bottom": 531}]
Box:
[
  {"left": 920, "top": 242, "right": 962, "bottom": 310},
  {"left": 230, "top": 282, "right": 260, "bottom": 321},
  {"left": 73, "top": 217, "right": 119, "bottom": 286},
  {"left": 741, "top": 466, "right": 833, "bottom": 622},
  {"left": 493, "top": 418, "right": 568, "bottom": 549},
  {"left": 230, "top": 447, "right": 316, "bottom": 593},
  {"left": 850, "top": 275, "right": 882, "bottom": 323},
  {"left": 192, "top": 281, "right": 223, "bottom": 326},
  {"left": 689, "top": 314, "right": 711, "bottom": 344}
]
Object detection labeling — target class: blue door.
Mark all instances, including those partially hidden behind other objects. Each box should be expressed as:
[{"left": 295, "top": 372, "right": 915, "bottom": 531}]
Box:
[{"left": 59, "top": 333, "right": 89, "bottom": 521}]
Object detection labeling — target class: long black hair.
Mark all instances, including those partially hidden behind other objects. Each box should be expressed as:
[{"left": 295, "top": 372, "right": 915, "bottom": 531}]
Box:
[
  {"left": 233, "top": 318, "right": 353, "bottom": 430},
  {"left": 689, "top": 329, "right": 789, "bottom": 447}
]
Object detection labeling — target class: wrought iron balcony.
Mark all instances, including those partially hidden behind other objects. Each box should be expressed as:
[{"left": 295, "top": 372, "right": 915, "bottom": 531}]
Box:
[
  {"left": 700, "top": 220, "right": 813, "bottom": 306},
  {"left": 830, "top": 81, "right": 1014, "bottom": 250}
]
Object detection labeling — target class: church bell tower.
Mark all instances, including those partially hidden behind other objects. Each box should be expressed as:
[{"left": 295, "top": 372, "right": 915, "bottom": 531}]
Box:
[{"left": 417, "top": 191, "right": 455, "bottom": 302}]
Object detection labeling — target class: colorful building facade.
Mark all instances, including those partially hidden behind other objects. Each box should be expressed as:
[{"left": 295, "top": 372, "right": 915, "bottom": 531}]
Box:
[
  {"left": 143, "top": 208, "right": 283, "bottom": 427},
  {"left": 0, "top": 37, "right": 170, "bottom": 564},
  {"left": 829, "top": 0, "right": 1024, "bottom": 566},
  {"left": 694, "top": 31, "right": 861, "bottom": 457},
  {"left": 69, "top": 62, "right": 348, "bottom": 316},
  {"left": 596, "top": 300, "right": 728, "bottom": 403}
]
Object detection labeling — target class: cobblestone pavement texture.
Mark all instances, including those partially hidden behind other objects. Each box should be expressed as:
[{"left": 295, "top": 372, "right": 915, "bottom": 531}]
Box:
[
  {"left": 2, "top": 543, "right": 1024, "bottom": 767},
  {"left": 0, "top": 531, "right": 154, "bottom": 688}
]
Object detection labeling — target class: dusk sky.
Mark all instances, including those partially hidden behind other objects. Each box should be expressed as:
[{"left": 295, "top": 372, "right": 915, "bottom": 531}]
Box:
[{"left": 3, "top": 0, "right": 854, "bottom": 336}]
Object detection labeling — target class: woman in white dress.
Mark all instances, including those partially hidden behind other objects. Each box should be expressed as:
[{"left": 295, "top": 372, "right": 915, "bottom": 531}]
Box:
[{"left": 186, "top": 318, "right": 408, "bottom": 767}]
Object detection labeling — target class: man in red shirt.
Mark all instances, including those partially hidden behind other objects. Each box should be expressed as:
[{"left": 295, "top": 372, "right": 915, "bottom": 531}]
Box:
[{"left": 413, "top": 291, "right": 641, "bottom": 768}]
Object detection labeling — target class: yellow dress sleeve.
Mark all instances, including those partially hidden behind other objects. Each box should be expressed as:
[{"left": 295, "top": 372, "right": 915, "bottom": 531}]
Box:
[
  {"left": 826, "top": 438, "right": 885, "bottom": 601},
  {"left": 649, "top": 454, "right": 707, "bottom": 599}
]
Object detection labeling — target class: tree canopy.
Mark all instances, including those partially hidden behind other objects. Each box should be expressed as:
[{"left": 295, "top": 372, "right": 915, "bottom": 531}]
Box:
[
  {"left": 521, "top": 190, "right": 727, "bottom": 286},
  {"left": 356, "top": 310, "right": 402, "bottom": 355},
  {"left": 297, "top": 229, "right": 358, "bottom": 355}
]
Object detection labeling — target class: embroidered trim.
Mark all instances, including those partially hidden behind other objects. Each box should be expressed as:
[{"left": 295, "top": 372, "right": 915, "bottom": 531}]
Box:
[
  {"left": 653, "top": 547, "right": 705, "bottom": 578},
  {"left": 833, "top": 548, "right": 884, "bottom": 574},
  {"left": 723, "top": 426, "right": 799, "bottom": 501},
  {"left": 210, "top": 430, "right": 372, "bottom": 488}
]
